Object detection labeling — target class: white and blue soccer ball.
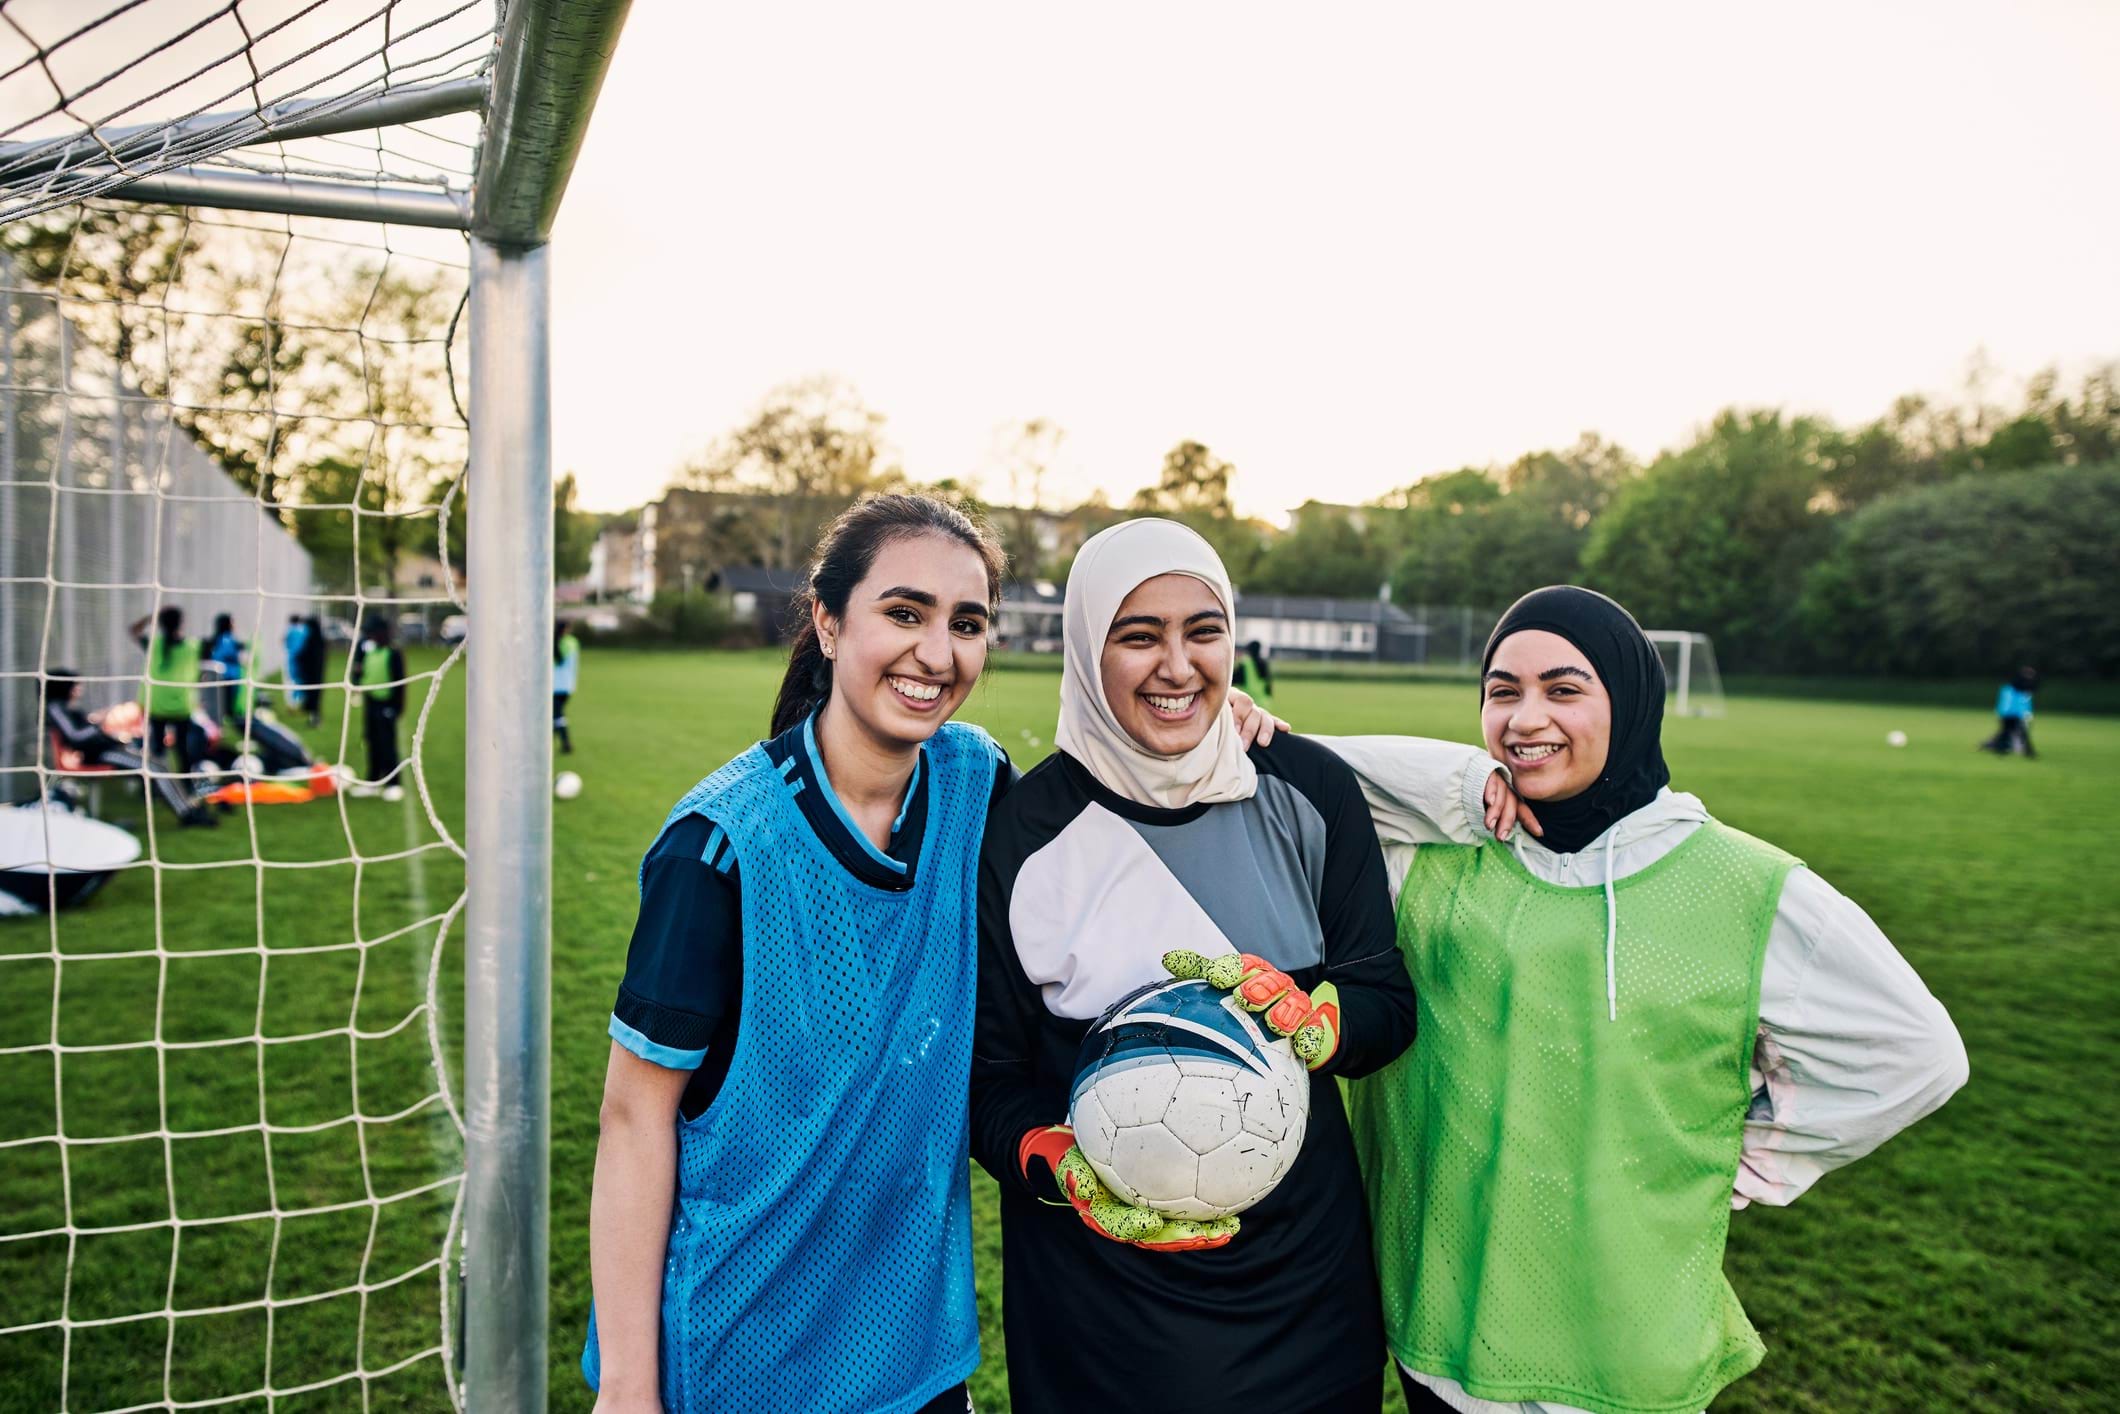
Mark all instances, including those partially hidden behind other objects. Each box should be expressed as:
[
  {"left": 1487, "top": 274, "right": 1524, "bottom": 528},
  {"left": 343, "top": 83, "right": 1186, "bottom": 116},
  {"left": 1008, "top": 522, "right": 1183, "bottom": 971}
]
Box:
[{"left": 1068, "top": 977, "right": 1311, "bottom": 1221}]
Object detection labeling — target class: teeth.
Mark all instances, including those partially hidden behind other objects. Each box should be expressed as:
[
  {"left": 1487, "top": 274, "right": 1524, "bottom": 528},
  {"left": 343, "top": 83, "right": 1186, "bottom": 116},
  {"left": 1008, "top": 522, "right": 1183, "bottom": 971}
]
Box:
[
  {"left": 1146, "top": 693, "right": 1197, "bottom": 714},
  {"left": 890, "top": 677, "right": 943, "bottom": 702},
  {"left": 1513, "top": 743, "right": 1563, "bottom": 759}
]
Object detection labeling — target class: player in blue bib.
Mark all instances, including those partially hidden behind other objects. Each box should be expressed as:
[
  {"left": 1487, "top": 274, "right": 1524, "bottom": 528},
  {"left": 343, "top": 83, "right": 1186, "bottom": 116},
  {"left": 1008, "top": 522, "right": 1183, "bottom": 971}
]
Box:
[{"left": 583, "top": 494, "right": 1009, "bottom": 1414}]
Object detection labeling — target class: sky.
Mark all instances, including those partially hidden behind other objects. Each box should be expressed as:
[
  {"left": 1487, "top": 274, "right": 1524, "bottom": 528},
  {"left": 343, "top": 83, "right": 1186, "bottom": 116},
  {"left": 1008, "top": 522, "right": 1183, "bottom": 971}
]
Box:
[{"left": 546, "top": 1, "right": 2120, "bottom": 520}]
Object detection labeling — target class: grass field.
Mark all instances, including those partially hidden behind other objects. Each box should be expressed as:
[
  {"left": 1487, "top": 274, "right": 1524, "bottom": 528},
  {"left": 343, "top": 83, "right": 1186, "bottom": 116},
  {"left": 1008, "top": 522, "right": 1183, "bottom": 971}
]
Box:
[{"left": 4, "top": 647, "right": 2115, "bottom": 1411}]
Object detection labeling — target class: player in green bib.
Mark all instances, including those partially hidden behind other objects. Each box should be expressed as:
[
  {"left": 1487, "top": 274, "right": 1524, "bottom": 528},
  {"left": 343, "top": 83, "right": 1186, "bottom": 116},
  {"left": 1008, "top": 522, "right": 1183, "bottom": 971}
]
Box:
[
  {"left": 130, "top": 606, "right": 210, "bottom": 810},
  {"left": 1328, "top": 586, "right": 1968, "bottom": 1414}
]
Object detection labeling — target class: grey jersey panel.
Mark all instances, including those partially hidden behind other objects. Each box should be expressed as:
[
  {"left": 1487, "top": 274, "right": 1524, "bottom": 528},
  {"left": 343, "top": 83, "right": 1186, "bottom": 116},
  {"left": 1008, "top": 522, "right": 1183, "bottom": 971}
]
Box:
[{"left": 1124, "top": 774, "right": 1328, "bottom": 969}]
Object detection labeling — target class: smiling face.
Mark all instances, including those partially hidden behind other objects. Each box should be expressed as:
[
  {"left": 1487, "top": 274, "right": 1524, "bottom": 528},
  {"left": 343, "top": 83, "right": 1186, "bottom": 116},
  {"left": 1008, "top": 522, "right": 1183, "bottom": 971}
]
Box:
[
  {"left": 1481, "top": 629, "right": 1613, "bottom": 801},
  {"left": 1098, "top": 573, "right": 1232, "bottom": 756},
  {"left": 815, "top": 531, "right": 992, "bottom": 751}
]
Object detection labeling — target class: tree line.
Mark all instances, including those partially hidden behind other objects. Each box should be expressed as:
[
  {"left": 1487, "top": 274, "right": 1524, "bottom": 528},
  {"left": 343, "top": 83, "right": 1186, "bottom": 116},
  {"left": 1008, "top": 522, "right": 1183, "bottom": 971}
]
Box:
[{"left": 650, "top": 364, "right": 2118, "bottom": 677}]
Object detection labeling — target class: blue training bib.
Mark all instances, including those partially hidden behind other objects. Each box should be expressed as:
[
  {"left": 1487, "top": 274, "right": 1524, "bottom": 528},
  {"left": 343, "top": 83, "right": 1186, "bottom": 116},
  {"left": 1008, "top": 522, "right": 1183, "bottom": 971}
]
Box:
[{"left": 584, "top": 721, "right": 997, "bottom": 1414}]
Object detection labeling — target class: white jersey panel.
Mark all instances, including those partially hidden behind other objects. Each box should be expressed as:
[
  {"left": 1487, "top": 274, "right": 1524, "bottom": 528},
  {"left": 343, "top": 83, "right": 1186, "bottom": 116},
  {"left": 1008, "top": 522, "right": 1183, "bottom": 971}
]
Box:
[{"left": 1008, "top": 802, "right": 1236, "bottom": 1020}]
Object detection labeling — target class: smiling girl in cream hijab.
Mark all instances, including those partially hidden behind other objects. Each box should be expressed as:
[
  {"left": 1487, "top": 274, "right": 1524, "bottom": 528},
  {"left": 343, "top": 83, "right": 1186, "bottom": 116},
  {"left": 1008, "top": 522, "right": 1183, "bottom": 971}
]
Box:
[{"left": 969, "top": 517, "right": 1419, "bottom": 1414}]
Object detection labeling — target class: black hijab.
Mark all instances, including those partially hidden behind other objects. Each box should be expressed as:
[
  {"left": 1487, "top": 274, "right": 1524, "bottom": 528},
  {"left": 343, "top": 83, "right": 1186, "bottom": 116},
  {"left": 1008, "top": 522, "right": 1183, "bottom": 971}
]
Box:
[{"left": 1482, "top": 586, "right": 1669, "bottom": 856}]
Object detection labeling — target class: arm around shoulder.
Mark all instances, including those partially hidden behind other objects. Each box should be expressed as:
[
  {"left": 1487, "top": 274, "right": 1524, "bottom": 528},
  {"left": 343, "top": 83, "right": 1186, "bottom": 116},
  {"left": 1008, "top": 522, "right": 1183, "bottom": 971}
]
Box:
[{"left": 1309, "top": 733, "right": 1503, "bottom": 848}]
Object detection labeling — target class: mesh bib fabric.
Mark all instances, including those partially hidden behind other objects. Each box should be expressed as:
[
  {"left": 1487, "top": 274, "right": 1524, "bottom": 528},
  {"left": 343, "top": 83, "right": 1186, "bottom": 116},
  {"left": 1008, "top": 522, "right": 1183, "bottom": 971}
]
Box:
[
  {"left": 582, "top": 721, "right": 997, "bottom": 1414},
  {"left": 144, "top": 634, "right": 200, "bottom": 717},
  {"left": 1349, "top": 822, "right": 1797, "bottom": 1414}
]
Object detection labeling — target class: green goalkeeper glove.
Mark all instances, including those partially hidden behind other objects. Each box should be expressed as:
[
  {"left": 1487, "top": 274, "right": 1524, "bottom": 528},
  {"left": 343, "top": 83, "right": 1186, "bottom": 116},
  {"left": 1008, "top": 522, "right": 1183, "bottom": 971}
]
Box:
[
  {"left": 1163, "top": 949, "right": 1341, "bottom": 1069},
  {"left": 1018, "top": 1125, "right": 1239, "bottom": 1252}
]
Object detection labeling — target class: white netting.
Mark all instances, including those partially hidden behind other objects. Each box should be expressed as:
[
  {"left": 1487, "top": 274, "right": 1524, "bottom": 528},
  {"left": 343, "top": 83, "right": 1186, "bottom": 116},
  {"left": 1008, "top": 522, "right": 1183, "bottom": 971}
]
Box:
[
  {"left": 0, "top": 192, "right": 473, "bottom": 1410},
  {"left": 0, "top": 1, "right": 498, "bottom": 224}
]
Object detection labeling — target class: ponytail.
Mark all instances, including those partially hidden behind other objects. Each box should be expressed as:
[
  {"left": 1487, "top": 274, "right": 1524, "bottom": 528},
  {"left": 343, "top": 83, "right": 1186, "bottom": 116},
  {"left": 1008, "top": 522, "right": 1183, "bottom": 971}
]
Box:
[
  {"left": 770, "top": 618, "right": 836, "bottom": 738},
  {"left": 767, "top": 493, "right": 1006, "bottom": 738}
]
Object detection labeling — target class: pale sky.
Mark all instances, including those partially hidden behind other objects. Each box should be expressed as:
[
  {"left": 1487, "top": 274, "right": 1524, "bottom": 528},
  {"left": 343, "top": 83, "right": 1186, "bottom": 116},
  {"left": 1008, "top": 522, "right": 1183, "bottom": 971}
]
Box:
[{"left": 551, "top": 1, "right": 2120, "bottom": 519}]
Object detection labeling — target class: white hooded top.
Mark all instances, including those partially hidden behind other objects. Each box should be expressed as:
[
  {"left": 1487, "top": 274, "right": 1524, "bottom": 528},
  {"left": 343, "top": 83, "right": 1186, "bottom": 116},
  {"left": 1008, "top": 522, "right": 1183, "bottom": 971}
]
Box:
[
  {"left": 1054, "top": 518, "right": 1257, "bottom": 810},
  {"left": 1313, "top": 732, "right": 1970, "bottom": 1414}
]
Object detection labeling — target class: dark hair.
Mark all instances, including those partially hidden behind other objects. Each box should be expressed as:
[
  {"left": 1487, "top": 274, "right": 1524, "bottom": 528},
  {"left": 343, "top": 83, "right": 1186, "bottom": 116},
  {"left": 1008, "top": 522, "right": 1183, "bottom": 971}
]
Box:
[
  {"left": 154, "top": 605, "right": 183, "bottom": 672},
  {"left": 43, "top": 667, "right": 80, "bottom": 711},
  {"left": 554, "top": 619, "right": 573, "bottom": 662},
  {"left": 769, "top": 493, "right": 1006, "bottom": 737},
  {"left": 363, "top": 614, "right": 392, "bottom": 646},
  {"left": 212, "top": 612, "right": 235, "bottom": 639}
]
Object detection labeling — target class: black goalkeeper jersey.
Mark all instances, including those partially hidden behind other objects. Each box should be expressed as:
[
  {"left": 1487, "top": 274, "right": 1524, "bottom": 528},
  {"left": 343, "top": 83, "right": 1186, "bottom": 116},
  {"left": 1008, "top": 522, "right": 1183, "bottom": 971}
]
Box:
[{"left": 971, "top": 733, "right": 1417, "bottom": 1414}]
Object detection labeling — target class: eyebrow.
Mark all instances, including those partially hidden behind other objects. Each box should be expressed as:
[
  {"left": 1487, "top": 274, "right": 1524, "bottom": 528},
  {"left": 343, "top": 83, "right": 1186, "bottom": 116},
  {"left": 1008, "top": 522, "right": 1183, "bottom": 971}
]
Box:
[
  {"left": 1483, "top": 665, "right": 1596, "bottom": 685},
  {"left": 1108, "top": 608, "right": 1227, "bottom": 634},
  {"left": 876, "top": 586, "right": 990, "bottom": 620}
]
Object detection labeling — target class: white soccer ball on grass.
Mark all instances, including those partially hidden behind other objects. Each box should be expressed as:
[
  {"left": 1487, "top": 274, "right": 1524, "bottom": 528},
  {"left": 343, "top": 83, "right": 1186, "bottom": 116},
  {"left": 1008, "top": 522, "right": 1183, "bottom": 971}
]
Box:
[
  {"left": 554, "top": 771, "right": 583, "bottom": 800},
  {"left": 1886, "top": 730, "right": 1908, "bottom": 748}
]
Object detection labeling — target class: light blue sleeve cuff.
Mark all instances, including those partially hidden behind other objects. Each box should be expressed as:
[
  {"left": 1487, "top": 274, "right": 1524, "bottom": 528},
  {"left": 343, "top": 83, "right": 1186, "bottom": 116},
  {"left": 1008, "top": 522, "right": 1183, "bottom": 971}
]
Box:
[{"left": 608, "top": 1012, "right": 707, "bottom": 1071}]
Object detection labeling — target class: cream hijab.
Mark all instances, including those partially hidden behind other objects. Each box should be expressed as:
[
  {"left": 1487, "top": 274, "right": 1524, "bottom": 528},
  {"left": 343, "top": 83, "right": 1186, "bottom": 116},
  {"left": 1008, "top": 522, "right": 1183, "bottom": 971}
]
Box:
[{"left": 1055, "top": 518, "right": 1258, "bottom": 810}]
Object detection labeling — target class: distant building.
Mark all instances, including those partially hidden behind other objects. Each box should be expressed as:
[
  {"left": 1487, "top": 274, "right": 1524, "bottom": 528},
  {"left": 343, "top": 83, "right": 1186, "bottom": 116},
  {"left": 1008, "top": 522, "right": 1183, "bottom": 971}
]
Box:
[
  {"left": 372, "top": 552, "right": 462, "bottom": 601},
  {"left": 587, "top": 509, "right": 656, "bottom": 603},
  {"left": 995, "top": 584, "right": 1492, "bottom": 666},
  {"left": 997, "top": 578, "right": 1065, "bottom": 651},
  {"left": 712, "top": 564, "right": 807, "bottom": 643},
  {"left": 1234, "top": 594, "right": 1408, "bottom": 661}
]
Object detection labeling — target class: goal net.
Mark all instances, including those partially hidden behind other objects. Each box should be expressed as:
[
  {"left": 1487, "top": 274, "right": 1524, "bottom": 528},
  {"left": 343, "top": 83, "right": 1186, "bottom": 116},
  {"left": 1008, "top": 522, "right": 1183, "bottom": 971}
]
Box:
[
  {"left": 1644, "top": 629, "right": 1726, "bottom": 717},
  {"left": 0, "top": 3, "right": 625, "bottom": 1410}
]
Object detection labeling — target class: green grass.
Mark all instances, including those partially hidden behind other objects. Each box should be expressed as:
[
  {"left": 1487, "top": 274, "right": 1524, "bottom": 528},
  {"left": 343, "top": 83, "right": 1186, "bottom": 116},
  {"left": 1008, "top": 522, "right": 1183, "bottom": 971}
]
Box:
[{"left": 5, "top": 648, "right": 2115, "bottom": 1410}]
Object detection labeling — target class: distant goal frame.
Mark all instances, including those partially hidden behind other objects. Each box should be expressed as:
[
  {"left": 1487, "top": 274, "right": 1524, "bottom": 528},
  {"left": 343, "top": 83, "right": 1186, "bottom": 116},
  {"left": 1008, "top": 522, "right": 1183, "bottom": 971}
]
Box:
[{"left": 1642, "top": 629, "right": 1725, "bottom": 717}]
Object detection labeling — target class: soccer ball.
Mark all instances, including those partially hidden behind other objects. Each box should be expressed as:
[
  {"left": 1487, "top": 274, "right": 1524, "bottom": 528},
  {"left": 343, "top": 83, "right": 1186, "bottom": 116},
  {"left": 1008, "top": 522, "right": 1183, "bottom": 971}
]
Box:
[
  {"left": 554, "top": 771, "right": 583, "bottom": 800},
  {"left": 1886, "top": 730, "right": 1908, "bottom": 748},
  {"left": 1068, "top": 977, "right": 1310, "bottom": 1221}
]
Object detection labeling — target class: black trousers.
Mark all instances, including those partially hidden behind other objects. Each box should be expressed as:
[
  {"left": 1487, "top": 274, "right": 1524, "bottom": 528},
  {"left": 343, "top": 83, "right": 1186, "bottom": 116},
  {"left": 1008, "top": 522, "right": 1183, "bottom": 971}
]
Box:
[
  {"left": 1980, "top": 715, "right": 2035, "bottom": 756},
  {"left": 147, "top": 713, "right": 202, "bottom": 776},
  {"left": 913, "top": 1383, "right": 972, "bottom": 1414},
  {"left": 85, "top": 744, "right": 202, "bottom": 820},
  {"left": 363, "top": 700, "right": 400, "bottom": 784}
]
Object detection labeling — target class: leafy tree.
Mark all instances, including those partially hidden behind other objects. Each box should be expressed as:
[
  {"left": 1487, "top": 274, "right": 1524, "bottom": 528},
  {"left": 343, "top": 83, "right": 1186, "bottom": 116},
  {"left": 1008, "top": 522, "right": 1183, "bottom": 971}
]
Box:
[
  {"left": 1250, "top": 501, "right": 1390, "bottom": 598},
  {"left": 989, "top": 417, "right": 1066, "bottom": 578},
  {"left": 1381, "top": 435, "right": 1634, "bottom": 608},
  {"left": 679, "top": 375, "right": 902, "bottom": 567},
  {"left": 1582, "top": 410, "right": 1838, "bottom": 669},
  {"left": 554, "top": 472, "right": 597, "bottom": 582},
  {"left": 1799, "top": 462, "right": 2120, "bottom": 676},
  {"left": 1130, "top": 440, "right": 1266, "bottom": 581}
]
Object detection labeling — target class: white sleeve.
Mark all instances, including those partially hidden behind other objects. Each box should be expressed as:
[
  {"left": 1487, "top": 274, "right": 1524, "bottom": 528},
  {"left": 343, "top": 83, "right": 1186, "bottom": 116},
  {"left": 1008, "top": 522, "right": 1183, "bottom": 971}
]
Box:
[
  {"left": 1310, "top": 734, "right": 1502, "bottom": 849},
  {"left": 1734, "top": 866, "right": 1969, "bottom": 1208}
]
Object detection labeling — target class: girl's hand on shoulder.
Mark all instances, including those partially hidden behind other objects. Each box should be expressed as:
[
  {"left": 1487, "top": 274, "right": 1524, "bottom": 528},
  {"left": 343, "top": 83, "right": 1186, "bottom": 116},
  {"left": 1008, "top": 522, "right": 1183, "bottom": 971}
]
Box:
[
  {"left": 1229, "top": 689, "right": 1291, "bottom": 748},
  {"left": 1482, "top": 769, "right": 1541, "bottom": 842}
]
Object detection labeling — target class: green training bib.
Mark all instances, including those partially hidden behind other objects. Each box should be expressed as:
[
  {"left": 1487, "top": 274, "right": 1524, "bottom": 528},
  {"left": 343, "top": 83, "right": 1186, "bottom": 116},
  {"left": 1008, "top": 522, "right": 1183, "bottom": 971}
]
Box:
[
  {"left": 1349, "top": 822, "right": 1796, "bottom": 1414},
  {"left": 144, "top": 634, "right": 200, "bottom": 719}
]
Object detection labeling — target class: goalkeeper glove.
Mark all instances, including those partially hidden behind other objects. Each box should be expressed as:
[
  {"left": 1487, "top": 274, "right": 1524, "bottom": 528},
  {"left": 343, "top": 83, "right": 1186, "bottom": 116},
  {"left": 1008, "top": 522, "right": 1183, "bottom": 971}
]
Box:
[
  {"left": 1163, "top": 950, "right": 1341, "bottom": 1069},
  {"left": 1018, "top": 1125, "right": 1238, "bottom": 1253}
]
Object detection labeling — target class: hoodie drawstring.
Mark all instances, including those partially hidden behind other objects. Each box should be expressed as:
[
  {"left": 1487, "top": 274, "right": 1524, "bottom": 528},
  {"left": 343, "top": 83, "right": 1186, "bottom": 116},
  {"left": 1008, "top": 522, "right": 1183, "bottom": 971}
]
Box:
[
  {"left": 1508, "top": 817, "right": 1625, "bottom": 1021},
  {"left": 1602, "top": 828, "right": 1619, "bottom": 1022}
]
